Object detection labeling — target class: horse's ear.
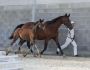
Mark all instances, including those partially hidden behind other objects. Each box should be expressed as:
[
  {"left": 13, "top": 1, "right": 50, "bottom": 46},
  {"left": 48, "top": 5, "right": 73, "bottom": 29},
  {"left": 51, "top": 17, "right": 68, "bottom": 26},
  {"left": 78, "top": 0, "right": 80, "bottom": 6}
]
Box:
[
  {"left": 39, "top": 19, "right": 42, "bottom": 22},
  {"left": 65, "top": 13, "right": 67, "bottom": 16},
  {"left": 42, "top": 19, "right": 44, "bottom": 22},
  {"left": 40, "top": 19, "right": 44, "bottom": 23},
  {"left": 67, "top": 14, "right": 70, "bottom": 17}
]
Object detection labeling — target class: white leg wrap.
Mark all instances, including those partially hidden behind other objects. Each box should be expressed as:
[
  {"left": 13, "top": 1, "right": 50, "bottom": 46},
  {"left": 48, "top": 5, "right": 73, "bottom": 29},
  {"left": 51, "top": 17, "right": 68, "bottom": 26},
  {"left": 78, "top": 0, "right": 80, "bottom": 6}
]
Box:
[{"left": 57, "top": 48, "right": 60, "bottom": 52}]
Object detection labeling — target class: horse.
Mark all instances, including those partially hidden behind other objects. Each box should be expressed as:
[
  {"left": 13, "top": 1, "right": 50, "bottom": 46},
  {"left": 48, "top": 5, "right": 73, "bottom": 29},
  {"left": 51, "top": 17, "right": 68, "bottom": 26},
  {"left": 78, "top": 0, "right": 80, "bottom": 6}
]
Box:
[
  {"left": 21, "top": 21, "right": 44, "bottom": 57},
  {"left": 9, "top": 19, "right": 44, "bottom": 46},
  {"left": 6, "top": 19, "right": 44, "bottom": 55},
  {"left": 20, "top": 13, "right": 72, "bottom": 56},
  {"left": 8, "top": 13, "right": 72, "bottom": 56}
]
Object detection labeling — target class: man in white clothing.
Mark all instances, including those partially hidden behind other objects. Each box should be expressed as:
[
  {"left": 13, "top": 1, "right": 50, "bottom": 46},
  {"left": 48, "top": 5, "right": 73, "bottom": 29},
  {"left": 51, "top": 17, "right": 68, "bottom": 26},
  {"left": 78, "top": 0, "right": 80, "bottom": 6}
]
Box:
[{"left": 56, "top": 21, "right": 78, "bottom": 56}]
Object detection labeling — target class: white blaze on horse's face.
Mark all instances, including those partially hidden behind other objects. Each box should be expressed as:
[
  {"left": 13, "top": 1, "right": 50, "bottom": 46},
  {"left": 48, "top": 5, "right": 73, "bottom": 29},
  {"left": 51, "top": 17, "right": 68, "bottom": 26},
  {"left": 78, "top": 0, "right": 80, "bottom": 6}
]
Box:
[
  {"left": 71, "top": 21, "right": 75, "bottom": 27},
  {"left": 42, "top": 26, "right": 45, "bottom": 30},
  {"left": 38, "top": 23, "right": 42, "bottom": 28},
  {"left": 40, "top": 24, "right": 45, "bottom": 30},
  {"left": 41, "top": 22, "right": 45, "bottom": 30},
  {"left": 37, "top": 21, "right": 45, "bottom": 30},
  {"left": 71, "top": 21, "right": 75, "bottom": 24}
]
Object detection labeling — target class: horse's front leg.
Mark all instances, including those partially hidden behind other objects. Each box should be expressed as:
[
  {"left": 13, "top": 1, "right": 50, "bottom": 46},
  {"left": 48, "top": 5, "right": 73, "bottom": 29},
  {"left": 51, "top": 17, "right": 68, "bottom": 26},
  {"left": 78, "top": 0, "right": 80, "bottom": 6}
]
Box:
[
  {"left": 40, "top": 40, "right": 48, "bottom": 55},
  {"left": 23, "top": 41, "right": 36, "bottom": 57},
  {"left": 23, "top": 41, "right": 34, "bottom": 57},
  {"left": 53, "top": 37, "right": 64, "bottom": 56},
  {"left": 34, "top": 44, "right": 41, "bottom": 57}
]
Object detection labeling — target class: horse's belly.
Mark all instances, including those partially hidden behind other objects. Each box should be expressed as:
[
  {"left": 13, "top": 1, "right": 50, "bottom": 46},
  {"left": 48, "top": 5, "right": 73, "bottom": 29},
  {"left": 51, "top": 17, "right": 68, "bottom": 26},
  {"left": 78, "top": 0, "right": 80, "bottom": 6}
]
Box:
[
  {"left": 37, "top": 36, "right": 45, "bottom": 40},
  {"left": 36, "top": 34, "right": 55, "bottom": 40},
  {"left": 35, "top": 35, "right": 46, "bottom": 40}
]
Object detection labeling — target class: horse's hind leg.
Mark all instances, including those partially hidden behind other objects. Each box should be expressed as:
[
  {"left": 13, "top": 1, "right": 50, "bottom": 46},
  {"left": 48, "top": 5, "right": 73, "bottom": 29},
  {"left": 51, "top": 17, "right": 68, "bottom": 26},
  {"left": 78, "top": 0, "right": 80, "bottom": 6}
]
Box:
[
  {"left": 27, "top": 41, "right": 33, "bottom": 53},
  {"left": 6, "top": 37, "right": 18, "bottom": 55},
  {"left": 6, "top": 47, "right": 12, "bottom": 56},
  {"left": 15, "top": 39, "right": 25, "bottom": 54},
  {"left": 10, "top": 36, "right": 18, "bottom": 46}
]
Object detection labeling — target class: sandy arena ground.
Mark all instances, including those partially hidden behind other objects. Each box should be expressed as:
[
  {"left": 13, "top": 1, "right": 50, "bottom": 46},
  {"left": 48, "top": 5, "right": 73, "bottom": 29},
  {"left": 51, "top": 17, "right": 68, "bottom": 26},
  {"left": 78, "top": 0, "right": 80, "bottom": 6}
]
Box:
[{"left": 18, "top": 54, "right": 90, "bottom": 70}]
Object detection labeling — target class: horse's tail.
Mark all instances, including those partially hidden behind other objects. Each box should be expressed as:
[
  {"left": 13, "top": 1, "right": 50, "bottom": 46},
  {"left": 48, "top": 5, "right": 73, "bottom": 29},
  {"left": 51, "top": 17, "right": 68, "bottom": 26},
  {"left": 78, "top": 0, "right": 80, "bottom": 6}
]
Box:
[{"left": 9, "top": 24, "right": 24, "bottom": 39}]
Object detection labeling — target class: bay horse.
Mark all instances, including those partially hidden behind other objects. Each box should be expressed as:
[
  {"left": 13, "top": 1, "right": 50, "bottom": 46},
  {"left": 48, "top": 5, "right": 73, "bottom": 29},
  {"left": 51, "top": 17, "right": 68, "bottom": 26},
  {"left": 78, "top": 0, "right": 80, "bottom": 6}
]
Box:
[
  {"left": 7, "top": 19, "right": 44, "bottom": 55},
  {"left": 14, "top": 25, "right": 40, "bottom": 57},
  {"left": 9, "top": 19, "right": 44, "bottom": 46},
  {"left": 8, "top": 13, "right": 72, "bottom": 56},
  {"left": 21, "top": 13, "right": 72, "bottom": 56}
]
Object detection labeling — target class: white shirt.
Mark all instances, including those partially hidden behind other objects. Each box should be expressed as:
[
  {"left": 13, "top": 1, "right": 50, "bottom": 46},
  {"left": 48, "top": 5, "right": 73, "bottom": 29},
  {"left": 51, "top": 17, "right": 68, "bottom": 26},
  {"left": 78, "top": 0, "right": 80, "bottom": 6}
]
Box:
[{"left": 67, "top": 28, "right": 74, "bottom": 38}]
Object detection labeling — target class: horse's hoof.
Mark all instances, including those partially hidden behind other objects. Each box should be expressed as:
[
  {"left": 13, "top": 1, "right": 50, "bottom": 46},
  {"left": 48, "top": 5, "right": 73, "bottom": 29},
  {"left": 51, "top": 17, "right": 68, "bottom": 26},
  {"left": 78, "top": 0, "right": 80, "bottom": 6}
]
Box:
[
  {"left": 37, "top": 53, "right": 41, "bottom": 58},
  {"left": 23, "top": 54, "right": 27, "bottom": 57},
  {"left": 15, "top": 51, "right": 20, "bottom": 54},
  {"left": 30, "top": 50, "right": 33, "bottom": 53},
  {"left": 23, "top": 51, "right": 28, "bottom": 57},
  {"left": 15, "top": 52, "right": 18, "bottom": 54},
  {"left": 5, "top": 48, "right": 10, "bottom": 56},
  {"left": 74, "top": 55, "right": 79, "bottom": 57},
  {"left": 6, "top": 52, "right": 9, "bottom": 56},
  {"left": 40, "top": 52, "right": 43, "bottom": 55},
  {"left": 15, "top": 52, "right": 17, "bottom": 54},
  {"left": 56, "top": 51, "right": 59, "bottom": 55},
  {"left": 33, "top": 54, "right": 37, "bottom": 57}
]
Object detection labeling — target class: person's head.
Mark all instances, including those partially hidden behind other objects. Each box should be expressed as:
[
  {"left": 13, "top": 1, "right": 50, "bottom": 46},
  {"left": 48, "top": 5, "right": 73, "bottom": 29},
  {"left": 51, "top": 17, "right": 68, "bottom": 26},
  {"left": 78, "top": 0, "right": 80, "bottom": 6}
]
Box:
[{"left": 71, "top": 21, "right": 75, "bottom": 27}]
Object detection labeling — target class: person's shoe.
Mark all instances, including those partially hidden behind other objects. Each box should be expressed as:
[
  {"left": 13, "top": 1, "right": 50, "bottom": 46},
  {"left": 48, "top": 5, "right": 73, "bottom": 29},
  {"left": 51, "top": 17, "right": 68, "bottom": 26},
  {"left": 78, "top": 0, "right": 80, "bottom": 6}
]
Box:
[{"left": 74, "top": 55, "right": 79, "bottom": 57}]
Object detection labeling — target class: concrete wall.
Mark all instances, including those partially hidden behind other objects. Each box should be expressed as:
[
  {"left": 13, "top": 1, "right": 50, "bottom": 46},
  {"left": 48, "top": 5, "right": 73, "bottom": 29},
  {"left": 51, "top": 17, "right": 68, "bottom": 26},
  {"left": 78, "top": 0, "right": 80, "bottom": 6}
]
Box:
[
  {"left": 1, "top": 0, "right": 90, "bottom": 5},
  {"left": 0, "top": 2, "right": 90, "bottom": 56}
]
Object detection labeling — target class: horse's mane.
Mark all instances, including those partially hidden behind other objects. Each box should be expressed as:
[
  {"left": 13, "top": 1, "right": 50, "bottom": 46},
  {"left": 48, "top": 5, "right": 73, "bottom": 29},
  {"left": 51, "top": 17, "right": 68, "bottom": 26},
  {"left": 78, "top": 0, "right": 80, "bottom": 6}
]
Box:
[{"left": 46, "top": 16, "right": 62, "bottom": 25}]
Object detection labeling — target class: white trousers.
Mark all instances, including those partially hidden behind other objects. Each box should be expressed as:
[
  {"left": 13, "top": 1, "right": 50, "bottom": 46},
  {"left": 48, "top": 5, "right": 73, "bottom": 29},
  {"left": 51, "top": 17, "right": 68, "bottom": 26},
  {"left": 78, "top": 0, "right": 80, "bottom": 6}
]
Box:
[{"left": 57, "top": 37, "right": 77, "bottom": 56}]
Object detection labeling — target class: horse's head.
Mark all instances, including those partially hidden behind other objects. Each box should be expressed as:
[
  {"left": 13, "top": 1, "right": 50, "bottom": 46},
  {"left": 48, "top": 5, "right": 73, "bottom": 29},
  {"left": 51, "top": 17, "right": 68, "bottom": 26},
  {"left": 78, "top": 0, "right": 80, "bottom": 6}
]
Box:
[
  {"left": 33, "top": 19, "right": 44, "bottom": 32},
  {"left": 35, "top": 19, "right": 45, "bottom": 29},
  {"left": 61, "top": 13, "right": 73, "bottom": 30}
]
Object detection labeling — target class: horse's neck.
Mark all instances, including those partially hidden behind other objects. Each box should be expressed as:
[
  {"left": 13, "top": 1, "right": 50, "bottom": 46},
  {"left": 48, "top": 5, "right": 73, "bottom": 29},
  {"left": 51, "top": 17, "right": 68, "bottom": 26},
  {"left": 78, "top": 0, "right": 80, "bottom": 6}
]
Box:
[{"left": 49, "top": 21, "right": 62, "bottom": 30}]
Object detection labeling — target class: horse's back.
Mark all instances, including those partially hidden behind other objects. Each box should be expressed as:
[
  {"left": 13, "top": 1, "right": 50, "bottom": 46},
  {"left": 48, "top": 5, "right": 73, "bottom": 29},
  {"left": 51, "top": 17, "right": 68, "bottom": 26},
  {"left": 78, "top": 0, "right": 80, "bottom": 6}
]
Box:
[
  {"left": 13, "top": 28, "right": 21, "bottom": 39},
  {"left": 22, "top": 22, "right": 35, "bottom": 29},
  {"left": 18, "top": 28, "right": 34, "bottom": 41}
]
